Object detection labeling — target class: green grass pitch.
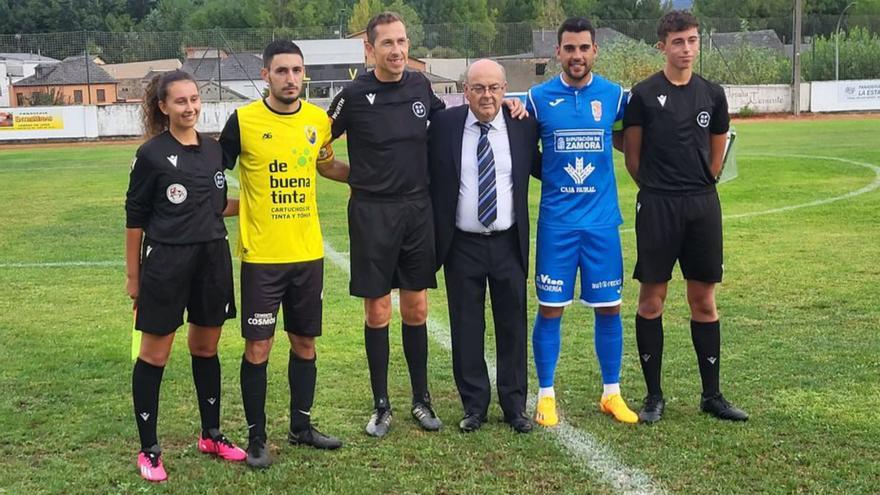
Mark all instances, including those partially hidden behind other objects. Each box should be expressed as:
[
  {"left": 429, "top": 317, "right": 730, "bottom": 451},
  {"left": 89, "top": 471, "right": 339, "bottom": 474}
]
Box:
[{"left": 0, "top": 117, "right": 878, "bottom": 493}]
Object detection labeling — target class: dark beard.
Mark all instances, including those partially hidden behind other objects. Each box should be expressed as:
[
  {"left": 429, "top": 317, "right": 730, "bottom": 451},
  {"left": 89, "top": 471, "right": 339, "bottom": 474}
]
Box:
[
  {"left": 563, "top": 64, "right": 591, "bottom": 82},
  {"left": 272, "top": 90, "right": 298, "bottom": 105}
]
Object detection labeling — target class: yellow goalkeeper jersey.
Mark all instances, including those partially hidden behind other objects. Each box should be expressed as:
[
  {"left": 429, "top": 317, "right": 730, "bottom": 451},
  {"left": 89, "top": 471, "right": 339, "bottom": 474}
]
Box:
[{"left": 229, "top": 99, "right": 332, "bottom": 263}]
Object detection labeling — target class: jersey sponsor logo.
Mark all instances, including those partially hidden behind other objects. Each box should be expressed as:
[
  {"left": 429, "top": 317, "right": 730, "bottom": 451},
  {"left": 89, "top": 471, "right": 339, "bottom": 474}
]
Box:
[
  {"left": 563, "top": 157, "right": 596, "bottom": 189},
  {"left": 707, "top": 357, "right": 717, "bottom": 364},
  {"left": 365, "top": 93, "right": 376, "bottom": 105},
  {"left": 145, "top": 245, "right": 153, "bottom": 258},
  {"left": 591, "top": 100, "right": 602, "bottom": 121},
  {"left": 247, "top": 312, "right": 276, "bottom": 326},
  {"left": 268, "top": 159, "right": 312, "bottom": 208},
  {"left": 262, "top": 132, "right": 273, "bottom": 140},
  {"left": 330, "top": 97, "right": 345, "bottom": 120},
  {"left": 304, "top": 125, "right": 317, "bottom": 145},
  {"left": 697, "top": 111, "right": 711, "bottom": 128},
  {"left": 641, "top": 353, "right": 651, "bottom": 362},
  {"left": 139, "top": 412, "right": 150, "bottom": 422},
  {"left": 549, "top": 97, "right": 565, "bottom": 107},
  {"left": 536, "top": 273, "right": 564, "bottom": 293},
  {"left": 166, "top": 183, "right": 187, "bottom": 204},
  {"left": 207, "top": 397, "right": 216, "bottom": 405},
  {"left": 590, "top": 278, "right": 621, "bottom": 290},
  {"left": 657, "top": 94, "right": 667, "bottom": 107},
  {"left": 412, "top": 101, "right": 427, "bottom": 118},
  {"left": 553, "top": 129, "right": 604, "bottom": 153},
  {"left": 166, "top": 155, "right": 178, "bottom": 167},
  {"left": 214, "top": 171, "right": 225, "bottom": 189}
]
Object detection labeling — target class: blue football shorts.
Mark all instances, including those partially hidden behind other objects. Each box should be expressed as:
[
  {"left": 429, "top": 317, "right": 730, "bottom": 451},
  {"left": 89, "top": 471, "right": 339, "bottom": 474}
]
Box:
[{"left": 534, "top": 224, "right": 624, "bottom": 307}]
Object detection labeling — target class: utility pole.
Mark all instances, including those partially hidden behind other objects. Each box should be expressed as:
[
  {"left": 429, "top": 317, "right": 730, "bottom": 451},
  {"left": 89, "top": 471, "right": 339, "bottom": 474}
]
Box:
[
  {"left": 791, "top": 0, "right": 803, "bottom": 116},
  {"left": 836, "top": 2, "right": 857, "bottom": 81}
]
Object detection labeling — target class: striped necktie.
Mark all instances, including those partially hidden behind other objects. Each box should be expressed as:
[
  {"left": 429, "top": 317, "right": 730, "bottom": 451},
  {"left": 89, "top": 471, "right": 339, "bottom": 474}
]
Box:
[{"left": 476, "top": 121, "right": 496, "bottom": 228}]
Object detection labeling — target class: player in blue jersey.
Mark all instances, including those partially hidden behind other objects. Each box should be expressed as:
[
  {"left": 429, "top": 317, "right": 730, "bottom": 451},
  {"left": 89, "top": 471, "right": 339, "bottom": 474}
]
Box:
[{"left": 525, "top": 17, "right": 637, "bottom": 426}]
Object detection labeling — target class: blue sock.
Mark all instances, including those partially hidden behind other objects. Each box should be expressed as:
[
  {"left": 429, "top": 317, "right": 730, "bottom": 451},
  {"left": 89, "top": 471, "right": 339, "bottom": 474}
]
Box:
[
  {"left": 594, "top": 312, "right": 623, "bottom": 385},
  {"left": 533, "top": 313, "right": 562, "bottom": 388}
]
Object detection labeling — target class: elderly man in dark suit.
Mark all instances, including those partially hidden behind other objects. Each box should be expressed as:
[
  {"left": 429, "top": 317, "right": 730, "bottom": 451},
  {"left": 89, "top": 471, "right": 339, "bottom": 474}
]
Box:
[{"left": 428, "top": 59, "right": 541, "bottom": 433}]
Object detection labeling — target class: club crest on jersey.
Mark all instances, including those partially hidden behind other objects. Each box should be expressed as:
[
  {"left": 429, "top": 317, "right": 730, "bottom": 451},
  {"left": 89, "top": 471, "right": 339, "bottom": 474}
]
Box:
[
  {"left": 166, "top": 183, "right": 187, "bottom": 204},
  {"left": 697, "top": 111, "right": 711, "bottom": 128},
  {"left": 214, "top": 171, "right": 225, "bottom": 189},
  {"left": 412, "top": 101, "right": 427, "bottom": 118},
  {"left": 591, "top": 100, "right": 602, "bottom": 122},
  {"left": 553, "top": 129, "right": 604, "bottom": 153},
  {"left": 304, "top": 125, "right": 317, "bottom": 145}
]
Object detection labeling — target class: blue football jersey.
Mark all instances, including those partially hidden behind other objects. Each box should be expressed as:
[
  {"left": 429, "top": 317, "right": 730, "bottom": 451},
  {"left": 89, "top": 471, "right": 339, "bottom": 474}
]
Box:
[{"left": 526, "top": 74, "right": 626, "bottom": 229}]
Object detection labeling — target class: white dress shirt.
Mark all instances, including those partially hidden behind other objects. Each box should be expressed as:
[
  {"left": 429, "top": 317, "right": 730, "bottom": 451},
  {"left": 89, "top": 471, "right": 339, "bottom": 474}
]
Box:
[{"left": 456, "top": 108, "right": 514, "bottom": 233}]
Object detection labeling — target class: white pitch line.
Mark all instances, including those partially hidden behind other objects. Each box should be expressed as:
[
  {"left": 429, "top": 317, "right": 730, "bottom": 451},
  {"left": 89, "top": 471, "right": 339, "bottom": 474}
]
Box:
[
  {"left": 725, "top": 153, "right": 880, "bottom": 220},
  {"left": 613, "top": 153, "right": 880, "bottom": 235},
  {"left": 323, "top": 241, "right": 665, "bottom": 495},
  {"left": 0, "top": 260, "right": 121, "bottom": 268}
]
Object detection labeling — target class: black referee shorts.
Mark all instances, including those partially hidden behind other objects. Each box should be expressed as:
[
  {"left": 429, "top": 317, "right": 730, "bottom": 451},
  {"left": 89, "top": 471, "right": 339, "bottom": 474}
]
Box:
[
  {"left": 136, "top": 237, "right": 236, "bottom": 335},
  {"left": 633, "top": 189, "right": 724, "bottom": 284},
  {"left": 240, "top": 259, "right": 323, "bottom": 341},
  {"left": 348, "top": 194, "right": 437, "bottom": 298}
]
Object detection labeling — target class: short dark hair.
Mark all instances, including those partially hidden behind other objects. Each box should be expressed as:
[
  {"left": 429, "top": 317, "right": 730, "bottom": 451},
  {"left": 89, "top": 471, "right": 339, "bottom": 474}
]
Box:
[
  {"left": 366, "top": 11, "right": 404, "bottom": 45},
  {"left": 557, "top": 17, "right": 596, "bottom": 46},
  {"left": 262, "top": 40, "right": 304, "bottom": 68},
  {"left": 657, "top": 10, "right": 700, "bottom": 42}
]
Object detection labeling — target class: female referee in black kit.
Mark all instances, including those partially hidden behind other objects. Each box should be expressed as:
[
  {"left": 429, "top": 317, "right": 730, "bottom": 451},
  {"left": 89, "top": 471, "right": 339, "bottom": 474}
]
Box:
[{"left": 124, "top": 70, "right": 244, "bottom": 482}]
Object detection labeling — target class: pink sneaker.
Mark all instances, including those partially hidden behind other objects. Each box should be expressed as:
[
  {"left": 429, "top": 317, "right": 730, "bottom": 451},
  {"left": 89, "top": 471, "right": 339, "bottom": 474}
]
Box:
[
  {"left": 198, "top": 433, "right": 247, "bottom": 462},
  {"left": 137, "top": 449, "right": 167, "bottom": 482}
]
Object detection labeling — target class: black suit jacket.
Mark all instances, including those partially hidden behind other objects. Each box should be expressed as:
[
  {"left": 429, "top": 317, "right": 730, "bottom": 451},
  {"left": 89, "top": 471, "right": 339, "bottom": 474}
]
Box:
[{"left": 428, "top": 105, "right": 541, "bottom": 272}]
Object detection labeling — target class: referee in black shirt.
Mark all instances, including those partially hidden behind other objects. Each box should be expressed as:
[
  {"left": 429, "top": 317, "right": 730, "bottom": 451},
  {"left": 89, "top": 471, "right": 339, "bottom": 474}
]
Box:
[
  {"left": 328, "top": 12, "right": 527, "bottom": 437},
  {"left": 126, "top": 70, "right": 244, "bottom": 482},
  {"left": 328, "top": 12, "right": 446, "bottom": 436},
  {"left": 623, "top": 10, "right": 748, "bottom": 423}
]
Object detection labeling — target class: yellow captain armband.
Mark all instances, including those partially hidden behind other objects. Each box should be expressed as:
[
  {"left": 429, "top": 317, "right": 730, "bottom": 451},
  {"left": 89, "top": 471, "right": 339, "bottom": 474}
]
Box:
[
  {"left": 612, "top": 120, "right": 624, "bottom": 132},
  {"left": 316, "top": 143, "right": 335, "bottom": 164}
]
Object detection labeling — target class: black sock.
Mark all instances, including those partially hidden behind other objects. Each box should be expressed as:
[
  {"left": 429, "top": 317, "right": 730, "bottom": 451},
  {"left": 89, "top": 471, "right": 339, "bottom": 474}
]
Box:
[
  {"left": 132, "top": 358, "right": 164, "bottom": 450},
  {"left": 635, "top": 314, "right": 664, "bottom": 397},
  {"left": 289, "top": 351, "right": 317, "bottom": 433},
  {"left": 691, "top": 320, "right": 721, "bottom": 398},
  {"left": 191, "top": 354, "right": 221, "bottom": 437},
  {"left": 240, "top": 355, "right": 268, "bottom": 441},
  {"left": 364, "top": 323, "right": 390, "bottom": 410},
  {"left": 402, "top": 322, "right": 429, "bottom": 404}
]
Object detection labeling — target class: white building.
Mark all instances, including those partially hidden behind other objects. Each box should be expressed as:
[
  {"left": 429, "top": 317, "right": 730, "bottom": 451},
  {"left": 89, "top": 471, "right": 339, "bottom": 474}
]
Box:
[{"left": 0, "top": 53, "right": 61, "bottom": 107}]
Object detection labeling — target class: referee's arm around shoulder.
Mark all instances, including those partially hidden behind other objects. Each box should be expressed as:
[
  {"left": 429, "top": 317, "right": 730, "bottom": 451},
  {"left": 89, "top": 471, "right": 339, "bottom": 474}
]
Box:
[
  {"left": 623, "top": 126, "right": 641, "bottom": 187},
  {"left": 622, "top": 89, "right": 645, "bottom": 187}
]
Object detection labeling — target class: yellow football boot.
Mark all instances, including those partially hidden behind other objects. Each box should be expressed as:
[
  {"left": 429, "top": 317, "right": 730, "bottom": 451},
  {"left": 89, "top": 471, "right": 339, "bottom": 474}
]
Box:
[
  {"left": 534, "top": 396, "right": 559, "bottom": 427},
  {"left": 599, "top": 393, "right": 639, "bottom": 424}
]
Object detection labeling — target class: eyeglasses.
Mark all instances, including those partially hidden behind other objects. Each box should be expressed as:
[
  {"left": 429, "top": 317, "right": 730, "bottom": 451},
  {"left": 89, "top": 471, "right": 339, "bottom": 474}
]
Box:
[{"left": 468, "top": 84, "right": 505, "bottom": 95}]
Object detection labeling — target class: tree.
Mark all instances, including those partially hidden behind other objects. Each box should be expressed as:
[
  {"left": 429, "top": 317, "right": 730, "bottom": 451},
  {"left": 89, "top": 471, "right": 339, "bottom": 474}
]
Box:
[
  {"left": 594, "top": 0, "right": 671, "bottom": 20},
  {"left": 537, "top": 0, "right": 568, "bottom": 28},
  {"left": 187, "top": 0, "right": 270, "bottom": 29},
  {"left": 386, "top": 0, "right": 424, "bottom": 46},
  {"left": 139, "top": 0, "right": 197, "bottom": 31},
  {"left": 349, "top": 0, "right": 384, "bottom": 33}
]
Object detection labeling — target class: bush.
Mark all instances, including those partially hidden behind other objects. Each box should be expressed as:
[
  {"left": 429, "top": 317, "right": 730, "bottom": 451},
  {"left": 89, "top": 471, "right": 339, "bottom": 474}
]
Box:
[{"left": 802, "top": 27, "right": 880, "bottom": 81}]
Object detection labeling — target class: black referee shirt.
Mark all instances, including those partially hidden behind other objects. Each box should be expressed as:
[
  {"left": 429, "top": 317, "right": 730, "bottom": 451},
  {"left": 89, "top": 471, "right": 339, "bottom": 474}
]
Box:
[
  {"left": 125, "top": 131, "right": 228, "bottom": 244},
  {"left": 327, "top": 70, "right": 445, "bottom": 197},
  {"left": 624, "top": 71, "right": 730, "bottom": 194}
]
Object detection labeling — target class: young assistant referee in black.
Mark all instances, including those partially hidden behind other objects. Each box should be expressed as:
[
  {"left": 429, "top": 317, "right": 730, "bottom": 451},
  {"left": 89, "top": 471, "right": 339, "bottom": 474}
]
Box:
[
  {"left": 125, "top": 70, "right": 244, "bottom": 483},
  {"left": 623, "top": 10, "right": 748, "bottom": 423}
]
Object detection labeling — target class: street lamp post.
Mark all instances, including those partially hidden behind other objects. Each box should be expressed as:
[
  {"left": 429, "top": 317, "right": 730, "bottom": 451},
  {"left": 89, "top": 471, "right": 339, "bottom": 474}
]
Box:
[{"left": 835, "top": 1, "right": 857, "bottom": 81}]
